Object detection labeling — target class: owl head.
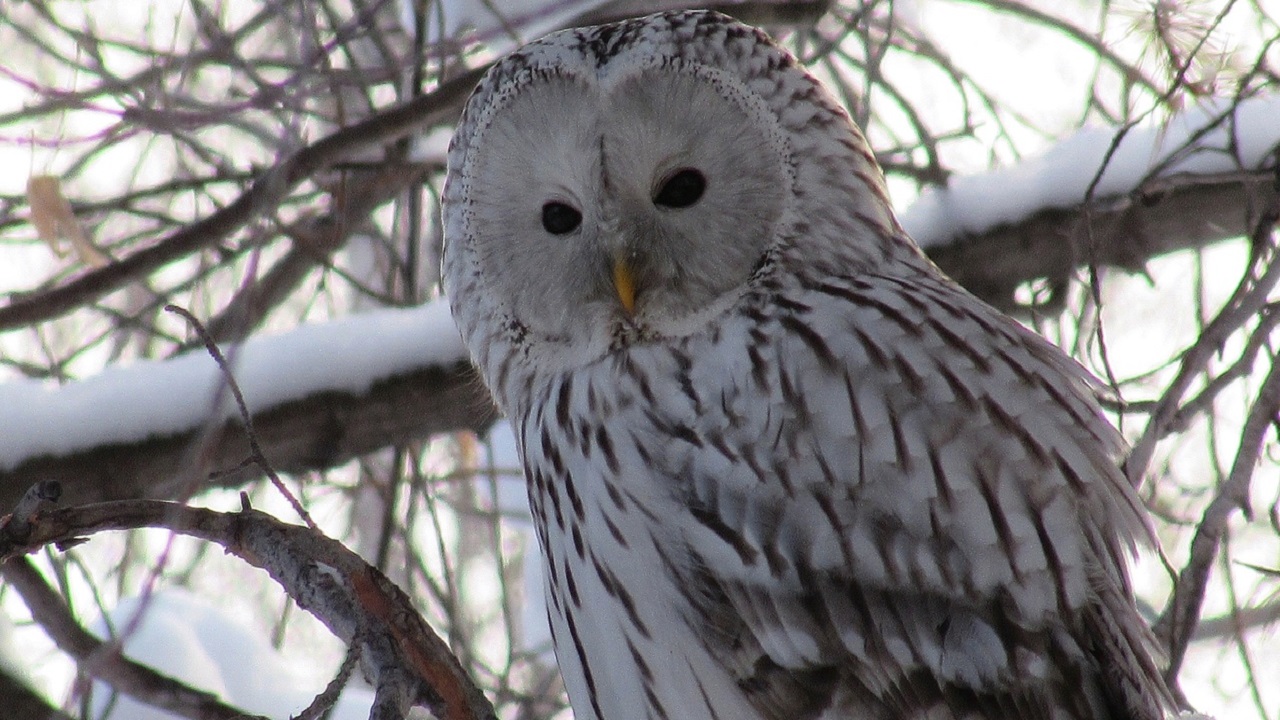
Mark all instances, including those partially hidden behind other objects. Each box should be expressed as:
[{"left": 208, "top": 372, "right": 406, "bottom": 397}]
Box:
[{"left": 443, "top": 10, "right": 903, "bottom": 396}]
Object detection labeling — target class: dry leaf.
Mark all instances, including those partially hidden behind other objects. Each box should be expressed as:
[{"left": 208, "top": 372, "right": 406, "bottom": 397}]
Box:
[{"left": 27, "top": 175, "right": 110, "bottom": 268}]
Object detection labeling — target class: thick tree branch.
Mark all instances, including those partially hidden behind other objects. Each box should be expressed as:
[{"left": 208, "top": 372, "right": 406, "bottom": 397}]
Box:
[
  {"left": 0, "top": 361, "right": 496, "bottom": 510},
  {"left": 0, "top": 669, "right": 76, "bottom": 720},
  {"left": 1, "top": 166, "right": 1276, "bottom": 509},
  {"left": 928, "top": 168, "right": 1280, "bottom": 312}
]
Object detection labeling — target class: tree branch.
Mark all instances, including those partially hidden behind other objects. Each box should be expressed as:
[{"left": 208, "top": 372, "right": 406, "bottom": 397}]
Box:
[
  {"left": 0, "top": 497, "right": 498, "bottom": 720},
  {"left": 1, "top": 557, "right": 262, "bottom": 720},
  {"left": 1, "top": 165, "right": 1276, "bottom": 509},
  {"left": 0, "top": 65, "right": 486, "bottom": 333},
  {"left": 928, "top": 168, "right": 1280, "bottom": 312},
  {"left": 0, "top": 667, "right": 76, "bottom": 720},
  {"left": 0, "top": 361, "right": 497, "bottom": 510},
  {"left": 1153, "top": 358, "right": 1280, "bottom": 682}
]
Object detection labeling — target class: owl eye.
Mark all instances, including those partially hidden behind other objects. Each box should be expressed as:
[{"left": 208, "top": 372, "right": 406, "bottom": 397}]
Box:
[
  {"left": 654, "top": 168, "right": 706, "bottom": 209},
  {"left": 542, "top": 201, "right": 582, "bottom": 235}
]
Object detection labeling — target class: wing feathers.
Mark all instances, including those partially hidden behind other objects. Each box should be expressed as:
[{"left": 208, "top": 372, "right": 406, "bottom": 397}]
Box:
[{"left": 671, "top": 270, "right": 1174, "bottom": 719}]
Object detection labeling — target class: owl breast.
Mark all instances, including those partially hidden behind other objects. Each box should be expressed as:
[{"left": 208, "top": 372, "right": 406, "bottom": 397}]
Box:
[{"left": 515, "top": 326, "right": 768, "bottom": 720}]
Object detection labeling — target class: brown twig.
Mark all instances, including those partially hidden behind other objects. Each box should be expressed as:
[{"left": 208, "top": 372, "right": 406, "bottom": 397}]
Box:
[
  {"left": 294, "top": 644, "right": 362, "bottom": 720},
  {"left": 1, "top": 555, "right": 264, "bottom": 720},
  {"left": 165, "top": 304, "right": 317, "bottom": 529},
  {"left": 1125, "top": 167, "right": 1280, "bottom": 485},
  {"left": 0, "top": 65, "right": 486, "bottom": 333},
  {"left": 1153, "top": 357, "right": 1280, "bottom": 683},
  {"left": 0, "top": 495, "right": 498, "bottom": 720}
]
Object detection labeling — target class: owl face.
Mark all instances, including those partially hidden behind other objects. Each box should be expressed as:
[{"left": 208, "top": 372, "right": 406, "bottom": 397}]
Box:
[
  {"left": 452, "top": 62, "right": 791, "bottom": 358},
  {"left": 445, "top": 11, "right": 901, "bottom": 382}
]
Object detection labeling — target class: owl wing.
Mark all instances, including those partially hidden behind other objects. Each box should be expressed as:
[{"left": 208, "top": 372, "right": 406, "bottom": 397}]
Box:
[{"left": 664, "top": 269, "right": 1171, "bottom": 719}]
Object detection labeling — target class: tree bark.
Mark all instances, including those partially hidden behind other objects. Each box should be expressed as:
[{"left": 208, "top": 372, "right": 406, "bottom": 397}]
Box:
[
  {"left": 927, "top": 168, "right": 1279, "bottom": 311},
  {"left": 0, "top": 362, "right": 496, "bottom": 510}
]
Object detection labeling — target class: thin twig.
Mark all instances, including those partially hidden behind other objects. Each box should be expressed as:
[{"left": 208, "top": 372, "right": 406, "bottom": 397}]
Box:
[
  {"left": 165, "top": 303, "right": 317, "bottom": 530},
  {"left": 1, "top": 555, "right": 264, "bottom": 720},
  {"left": 1154, "top": 348, "right": 1280, "bottom": 682}
]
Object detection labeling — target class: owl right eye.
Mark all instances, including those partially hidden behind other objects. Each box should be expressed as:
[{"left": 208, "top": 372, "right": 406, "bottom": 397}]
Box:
[
  {"left": 542, "top": 202, "right": 582, "bottom": 235},
  {"left": 654, "top": 168, "right": 706, "bottom": 208}
]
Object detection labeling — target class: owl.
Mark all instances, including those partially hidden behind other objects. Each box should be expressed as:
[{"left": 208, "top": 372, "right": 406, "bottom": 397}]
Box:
[{"left": 442, "top": 10, "right": 1178, "bottom": 720}]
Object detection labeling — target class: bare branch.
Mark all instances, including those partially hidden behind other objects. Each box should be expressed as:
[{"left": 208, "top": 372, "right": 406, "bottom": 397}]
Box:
[
  {"left": 1, "top": 556, "right": 264, "bottom": 720},
  {"left": 0, "top": 66, "right": 486, "bottom": 333},
  {"left": 1124, "top": 173, "right": 1280, "bottom": 484},
  {"left": 0, "top": 496, "right": 498, "bottom": 720},
  {"left": 166, "top": 304, "right": 316, "bottom": 529},
  {"left": 1154, "top": 356, "right": 1280, "bottom": 683}
]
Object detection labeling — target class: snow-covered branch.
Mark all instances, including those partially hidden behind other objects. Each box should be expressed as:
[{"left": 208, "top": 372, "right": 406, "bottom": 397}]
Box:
[
  {"left": 0, "top": 302, "right": 491, "bottom": 510},
  {"left": 919, "top": 94, "right": 1280, "bottom": 310},
  {"left": 2, "top": 67, "right": 1277, "bottom": 526},
  {"left": 929, "top": 166, "right": 1278, "bottom": 310},
  {"left": 3, "top": 92, "right": 1278, "bottom": 507}
]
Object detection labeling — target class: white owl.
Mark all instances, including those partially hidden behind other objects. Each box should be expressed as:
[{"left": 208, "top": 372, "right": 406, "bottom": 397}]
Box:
[{"left": 443, "top": 10, "right": 1179, "bottom": 720}]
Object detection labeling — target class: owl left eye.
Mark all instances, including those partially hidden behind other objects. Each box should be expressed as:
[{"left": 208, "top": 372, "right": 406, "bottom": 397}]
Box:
[
  {"left": 654, "top": 168, "right": 706, "bottom": 209},
  {"left": 542, "top": 201, "right": 583, "bottom": 235}
]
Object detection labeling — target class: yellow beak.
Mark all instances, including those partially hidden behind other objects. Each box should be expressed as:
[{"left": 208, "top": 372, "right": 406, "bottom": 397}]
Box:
[{"left": 612, "top": 257, "right": 637, "bottom": 315}]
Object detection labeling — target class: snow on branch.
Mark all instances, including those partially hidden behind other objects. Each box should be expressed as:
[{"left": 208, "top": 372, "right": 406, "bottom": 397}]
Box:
[
  {"left": 904, "top": 95, "right": 1280, "bottom": 248},
  {"left": 0, "top": 301, "right": 490, "bottom": 510},
  {"left": 920, "top": 94, "right": 1280, "bottom": 310},
  {"left": 2, "top": 95, "right": 1276, "bottom": 509},
  {"left": 0, "top": 301, "right": 463, "bottom": 470}
]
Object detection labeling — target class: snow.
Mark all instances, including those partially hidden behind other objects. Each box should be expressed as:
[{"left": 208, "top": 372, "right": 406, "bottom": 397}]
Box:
[
  {"left": 410, "top": 126, "right": 456, "bottom": 165},
  {"left": 0, "top": 298, "right": 466, "bottom": 471},
  {"left": 901, "top": 95, "right": 1280, "bottom": 248},
  {"left": 89, "top": 589, "right": 374, "bottom": 720},
  {"left": 0, "top": 613, "right": 32, "bottom": 690}
]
